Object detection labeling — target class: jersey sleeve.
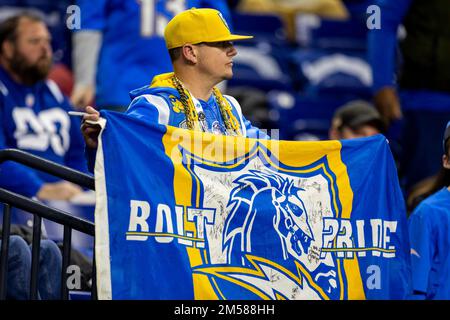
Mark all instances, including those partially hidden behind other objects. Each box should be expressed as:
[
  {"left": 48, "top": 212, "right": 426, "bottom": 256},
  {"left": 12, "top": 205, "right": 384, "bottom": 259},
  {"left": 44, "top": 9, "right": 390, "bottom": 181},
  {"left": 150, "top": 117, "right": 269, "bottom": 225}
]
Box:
[
  {"left": 0, "top": 100, "right": 44, "bottom": 197},
  {"left": 126, "top": 95, "right": 171, "bottom": 126},
  {"left": 86, "top": 94, "right": 171, "bottom": 173},
  {"left": 72, "top": 0, "right": 106, "bottom": 87},
  {"left": 367, "top": 0, "right": 411, "bottom": 93},
  {"left": 408, "top": 204, "right": 434, "bottom": 297},
  {"left": 72, "top": 31, "right": 102, "bottom": 87}
]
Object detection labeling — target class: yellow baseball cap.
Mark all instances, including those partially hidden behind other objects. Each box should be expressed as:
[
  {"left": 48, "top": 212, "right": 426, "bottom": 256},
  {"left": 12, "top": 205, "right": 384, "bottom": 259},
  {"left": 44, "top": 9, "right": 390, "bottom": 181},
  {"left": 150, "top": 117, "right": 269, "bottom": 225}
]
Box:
[{"left": 164, "top": 8, "right": 253, "bottom": 49}]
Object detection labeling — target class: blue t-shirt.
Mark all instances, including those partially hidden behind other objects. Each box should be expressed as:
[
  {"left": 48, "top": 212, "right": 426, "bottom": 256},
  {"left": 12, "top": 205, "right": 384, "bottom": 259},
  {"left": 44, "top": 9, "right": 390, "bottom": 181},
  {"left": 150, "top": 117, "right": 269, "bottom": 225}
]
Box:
[
  {"left": 0, "top": 67, "right": 88, "bottom": 197},
  {"left": 75, "top": 0, "right": 231, "bottom": 108},
  {"left": 408, "top": 187, "right": 450, "bottom": 299}
]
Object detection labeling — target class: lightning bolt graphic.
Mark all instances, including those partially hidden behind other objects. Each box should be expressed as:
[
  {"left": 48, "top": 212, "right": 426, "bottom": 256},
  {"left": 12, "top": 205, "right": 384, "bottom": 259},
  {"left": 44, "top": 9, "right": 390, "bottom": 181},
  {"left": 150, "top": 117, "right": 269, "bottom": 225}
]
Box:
[{"left": 192, "top": 255, "right": 330, "bottom": 300}]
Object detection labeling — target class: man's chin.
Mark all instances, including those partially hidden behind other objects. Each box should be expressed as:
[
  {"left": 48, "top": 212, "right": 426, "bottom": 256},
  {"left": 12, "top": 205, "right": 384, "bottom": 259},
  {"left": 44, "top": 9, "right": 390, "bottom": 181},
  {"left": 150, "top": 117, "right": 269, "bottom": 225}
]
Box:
[
  {"left": 9, "top": 51, "right": 52, "bottom": 84},
  {"left": 20, "top": 66, "right": 50, "bottom": 85},
  {"left": 223, "top": 72, "right": 233, "bottom": 81},
  {"left": 37, "top": 60, "right": 52, "bottom": 75}
]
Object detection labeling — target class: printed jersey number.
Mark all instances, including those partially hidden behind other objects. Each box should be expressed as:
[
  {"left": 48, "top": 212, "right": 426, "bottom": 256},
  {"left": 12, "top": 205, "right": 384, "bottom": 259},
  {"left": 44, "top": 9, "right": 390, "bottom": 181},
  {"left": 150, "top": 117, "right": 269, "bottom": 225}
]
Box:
[
  {"left": 139, "top": 0, "right": 187, "bottom": 37},
  {"left": 12, "top": 107, "right": 70, "bottom": 156}
]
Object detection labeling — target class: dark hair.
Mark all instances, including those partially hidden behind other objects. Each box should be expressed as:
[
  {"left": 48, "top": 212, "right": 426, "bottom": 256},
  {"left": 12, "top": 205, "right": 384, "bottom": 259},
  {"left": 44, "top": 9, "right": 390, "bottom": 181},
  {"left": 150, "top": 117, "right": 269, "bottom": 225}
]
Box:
[
  {"left": 407, "top": 138, "right": 450, "bottom": 212},
  {"left": 168, "top": 47, "right": 182, "bottom": 62},
  {"left": 0, "top": 12, "right": 43, "bottom": 54},
  {"left": 334, "top": 100, "right": 385, "bottom": 134}
]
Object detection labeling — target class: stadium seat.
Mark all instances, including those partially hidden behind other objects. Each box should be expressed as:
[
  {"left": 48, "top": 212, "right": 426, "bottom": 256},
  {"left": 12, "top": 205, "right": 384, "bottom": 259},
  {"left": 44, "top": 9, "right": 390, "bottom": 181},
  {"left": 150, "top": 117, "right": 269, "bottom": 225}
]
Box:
[
  {"left": 231, "top": 12, "right": 287, "bottom": 45},
  {"left": 267, "top": 90, "right": 362, "bottom": 141},
  {"left": 230, "top": 42, "right": 297, "bottom": 92},
  {"left": 288, "top": 48, "right": 372, "bottom": 98},
  {"left": 295, "top": 14, "right": 367, "bottom": 50}
]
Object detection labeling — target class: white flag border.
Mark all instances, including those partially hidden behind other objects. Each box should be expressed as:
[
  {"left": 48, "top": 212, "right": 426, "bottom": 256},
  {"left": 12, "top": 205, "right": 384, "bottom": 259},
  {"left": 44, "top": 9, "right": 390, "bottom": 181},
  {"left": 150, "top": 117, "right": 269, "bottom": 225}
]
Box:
[{"left": 92, "top": 117, "right": 113, "bottom": 300}]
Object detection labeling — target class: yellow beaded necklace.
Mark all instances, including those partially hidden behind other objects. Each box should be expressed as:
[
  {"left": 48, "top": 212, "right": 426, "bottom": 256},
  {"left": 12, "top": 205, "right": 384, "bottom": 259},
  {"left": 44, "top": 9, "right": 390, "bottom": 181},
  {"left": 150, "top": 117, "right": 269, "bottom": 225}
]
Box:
[{"left": 171, "top": 75, "right": 242, "bottom": 136}]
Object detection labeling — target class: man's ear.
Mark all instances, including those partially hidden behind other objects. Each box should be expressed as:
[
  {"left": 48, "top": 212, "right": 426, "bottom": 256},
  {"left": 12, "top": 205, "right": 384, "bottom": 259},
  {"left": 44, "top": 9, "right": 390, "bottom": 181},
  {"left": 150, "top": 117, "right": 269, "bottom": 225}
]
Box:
[
  {"left": 1, "top": 40, "right": 14, "bottom": 59},
  {"left": 181, "top": 44, "right": 197, "bottom": 64},
  {"left": 443, "top": 154, "right": 450, "bottom": 169}
]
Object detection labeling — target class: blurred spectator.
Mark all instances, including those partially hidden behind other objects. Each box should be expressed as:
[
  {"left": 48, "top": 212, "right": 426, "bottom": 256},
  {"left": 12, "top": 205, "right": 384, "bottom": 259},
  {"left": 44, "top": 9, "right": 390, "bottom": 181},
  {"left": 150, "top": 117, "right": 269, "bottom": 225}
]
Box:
[
  {"left": 0, "top": 0, "right": 75, "bottom": 96},
  {"left": 368, "top": 0, "right": 450, "bottom": 192},
  {"left": 0, "top": 13, "right": 87, "bottom": 200},
  {"left": 407, "top": 121, "right": 450, "bottom": 212},
  {"left": 0, "top": 12, "right": 95, "bottom": 299},
  {"left": 235, "top": 0, "right": 349, "bottom": 41},
  {"left": 0, "top": 233, "right": 62, "bottom": 300},
  {"left": 328, "top": 100, "right": 384, "bottom": 139},
  {"left": 0, "top": 235, "right": 32, "bottom": 299},
  {"left": 71, "top": 0, "right": 232, "bottom": 112},
  {"left": 407, "top": 121, "right": 450, "bottom": 300}
]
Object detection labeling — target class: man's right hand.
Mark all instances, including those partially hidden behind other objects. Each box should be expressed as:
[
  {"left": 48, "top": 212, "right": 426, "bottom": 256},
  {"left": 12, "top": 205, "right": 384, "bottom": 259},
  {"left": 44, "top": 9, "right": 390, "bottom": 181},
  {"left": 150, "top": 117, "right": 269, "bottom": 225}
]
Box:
[
  {"left": 37, "top": 181, "right": 83, "bottom": 201},
  {"left": 373, "top": 86, "right": 403, "bottom": 127},
  {"left": 81, "top": 106, "right": 101, "bottom": 149}
]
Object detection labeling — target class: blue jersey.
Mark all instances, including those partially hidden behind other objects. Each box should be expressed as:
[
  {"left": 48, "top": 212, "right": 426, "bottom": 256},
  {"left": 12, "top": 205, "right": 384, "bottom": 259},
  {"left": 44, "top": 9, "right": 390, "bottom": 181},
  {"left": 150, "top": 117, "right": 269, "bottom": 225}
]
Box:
[
  {"left": 0, "top": 67, "right": 88, "bottom": 197},
  {"left": 408, "top": 187, "right": 450, "bottom": 299},
  {"left": 368, "top": 0, "right": 450, "bottom": 111},
  {"left": 75, "top": 0, "right": 231, "bottom": 108},
  {"left": 85, "top": 73, "right": 269, "bottom": 173},
  {"left": 127, "top": 73, "right": 268, "bottom": 139}
]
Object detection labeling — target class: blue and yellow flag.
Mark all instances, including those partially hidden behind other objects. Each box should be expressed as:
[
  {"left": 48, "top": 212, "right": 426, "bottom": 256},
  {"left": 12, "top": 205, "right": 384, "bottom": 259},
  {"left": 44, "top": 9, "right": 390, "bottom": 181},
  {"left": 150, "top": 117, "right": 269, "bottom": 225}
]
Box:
[{"left": 93, "top": 111, "right": 411, "bottom": 300}]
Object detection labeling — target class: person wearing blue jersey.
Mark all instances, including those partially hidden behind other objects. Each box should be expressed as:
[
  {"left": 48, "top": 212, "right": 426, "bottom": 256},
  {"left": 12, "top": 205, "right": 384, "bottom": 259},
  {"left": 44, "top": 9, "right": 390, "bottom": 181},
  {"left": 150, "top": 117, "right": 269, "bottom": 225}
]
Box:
[
  {"left": 80, "top": 8, "right": 269, "bottom": 156},
  {"left": 0, "top": 13, "right": 87, "bottom": 200},
  {"left": 0, "top": 1, "right": 76, "bottom": 97},
  {"left": 70, "top": 0, "right": 232, "bottom": 112},
  {"left": 408, "top": 121, "right": 450, "bottom": 300},
  {"left": 0, "top": 0, "right": 73, "bottom": 69},
  {"left": 0, "top": 13, "right": 91, "bottom": 299},
  {"left": 368, "top": 0, "right": 450, "bottom": 192}
]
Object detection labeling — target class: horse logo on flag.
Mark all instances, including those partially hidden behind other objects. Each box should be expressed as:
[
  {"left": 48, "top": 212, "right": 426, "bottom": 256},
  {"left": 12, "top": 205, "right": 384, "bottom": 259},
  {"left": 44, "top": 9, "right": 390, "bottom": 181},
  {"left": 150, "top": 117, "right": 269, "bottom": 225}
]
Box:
[{"left": 185, "top": 143, "right": 343, "bottom": 299}]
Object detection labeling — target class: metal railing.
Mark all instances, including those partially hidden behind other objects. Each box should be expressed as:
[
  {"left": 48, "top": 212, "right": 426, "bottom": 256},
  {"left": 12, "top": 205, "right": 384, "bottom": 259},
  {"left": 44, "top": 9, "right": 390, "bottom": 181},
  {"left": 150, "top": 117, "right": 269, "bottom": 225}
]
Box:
[{"left": 0, "top": 149, "right": 96, "bottom": 300}]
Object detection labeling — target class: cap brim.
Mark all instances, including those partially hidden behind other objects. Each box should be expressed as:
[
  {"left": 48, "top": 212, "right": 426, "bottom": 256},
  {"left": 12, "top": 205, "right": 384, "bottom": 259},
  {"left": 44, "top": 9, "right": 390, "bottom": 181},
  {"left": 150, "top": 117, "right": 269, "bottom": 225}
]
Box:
[
  {"left": 348, "top": 115, "right": 381, "bottom": 128},
  {"left": 207, "top": 34, "right": 253, "bottom": 43}
]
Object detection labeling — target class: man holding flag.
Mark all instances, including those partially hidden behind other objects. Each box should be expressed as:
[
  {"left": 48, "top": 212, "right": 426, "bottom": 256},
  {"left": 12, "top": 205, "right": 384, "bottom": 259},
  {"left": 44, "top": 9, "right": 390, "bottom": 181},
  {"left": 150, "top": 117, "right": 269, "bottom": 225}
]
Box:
[{"left": 79, "top": 8, "right": 411, "bottom": 300}]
